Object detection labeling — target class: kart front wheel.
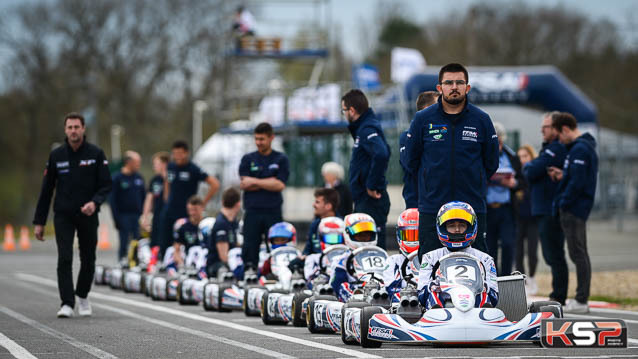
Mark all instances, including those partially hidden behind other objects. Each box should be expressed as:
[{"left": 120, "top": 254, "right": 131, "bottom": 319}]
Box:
[
  {"left": 292, "top": 292, "right": 311, "bottom": 327},
  {"left": 261, "top": 291, "right": 287, "bottom": 325},
  {"left": 341, "top": 302, "right": 368, "bottom": 345},
  {"left": 217, "top": 284, "right": 232, "bottom": 313},
  {"left": 360, "top": 306, "right": 383, "bottom": 348},
  {"left": 203, "top": 283, "right": 216, "bottom": 311}
]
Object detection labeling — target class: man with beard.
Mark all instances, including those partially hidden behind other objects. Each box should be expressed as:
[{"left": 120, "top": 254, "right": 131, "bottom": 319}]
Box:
[
  {"left": 405, "top": 63, "right": 499, "bottom": 260},
  {"left": 342, "top": 89, "right": 391, "bottom": 249}
]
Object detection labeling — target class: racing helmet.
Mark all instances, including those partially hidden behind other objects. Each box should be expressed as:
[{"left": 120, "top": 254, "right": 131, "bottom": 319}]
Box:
[
  {"left": 396, "top": 208, "right": 419, "bottom": 257},
  {"left": 267, "top": 222, "right": 296, "bottom": 249},
  {"left": 198, "top": 217, "right": 216, "bottom": 238},
  {"left": 343, "top": 213, "right": 377, "bottom": 250},
  {"left": 317, "top": 216, "right": 345, "bottom": 251},
  {"left": 436, "top": 201, "right": 477, "bottom": 250}
]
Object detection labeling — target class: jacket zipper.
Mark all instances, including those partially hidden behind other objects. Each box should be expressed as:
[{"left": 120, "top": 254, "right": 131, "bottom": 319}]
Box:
[{"left": 450, "top": 122, "right": 456, "bottom": 201}]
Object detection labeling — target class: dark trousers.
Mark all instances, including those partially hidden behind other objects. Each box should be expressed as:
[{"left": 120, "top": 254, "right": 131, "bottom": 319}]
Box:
[
  {"left": 53, "top": 212, "right": 98, "bottom": 308},
  {"left": 354, "top": 190, "right": 390, "bottom": 250},
  {"left": 516, "top": 216, "right": 539, "bottom": 277},
  {"left": 150, "top": 209, "right": 163, "bottom": 248},
  {"left": 242, "top": 209, "right": 282, "bottom": 268},
  {"left": 486, "top": 205, "right": 516, "bottom": 276},
  {"left": 538, "top": 214, "right": 568, "bottom": 304},
  {"left": 158, "top": 209, "right": 179, "bottom": 259},
  {"left": 559, "top": 209, "right": 591, "bottom": 303},
  {"left": 418, "top": 211, "right": 488, "bottom": 261},
  {"left": 115, "top": 213, "right": 140, "bottom": 260}
]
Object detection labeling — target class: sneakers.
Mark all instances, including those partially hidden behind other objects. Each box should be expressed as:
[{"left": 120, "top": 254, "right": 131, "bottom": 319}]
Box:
[
  {"left": 57, "top": 305, "right": 74, "bottom": 318},
  {"left": 78, "top": 297, "right": 92, "bottom": 317},
  {"left": 564, "top": 300, "right": 589, "bottom": 314},
  {"left": 525, "top": 277, "right": 538, "bottom": 296}
]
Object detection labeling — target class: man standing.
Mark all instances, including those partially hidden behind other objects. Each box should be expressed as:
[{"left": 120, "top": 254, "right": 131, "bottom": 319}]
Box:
[
  {"left": 523, "top": 112, "right": 568, "bottom": 305},
  {"left": 239, "top": 122, "right": 289, "bottom": 268},
  {"left": 485, "top": 122, "right": 525, "bottom": 275},
  {"left": 110, "top": 150, "right": 145, "bottom": 264},
  {"left": 406, "top": 63, "right": 499, "bottom": 260},
  {"left": 400, "top": 91, "right": 439, "bottom": 209},
  {"left": 142, "top": 151, "right": 169, "bottom": 249},
  {"left": 33, "top": 112, "right": 112, "bottom": 318},
  {"left": 159, "top": 140, "right": 219, "bottom": 257},
  {"left": 548, "top": 112, "right": 598, "bottom": 313},
  {"left": 342, "top": 89, "right": 391, "bottom": 249}
]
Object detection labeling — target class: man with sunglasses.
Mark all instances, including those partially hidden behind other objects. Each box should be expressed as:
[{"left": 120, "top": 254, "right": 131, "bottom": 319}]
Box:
[{"left": 405, "top": 63, "right": 499, "bottom": 261}]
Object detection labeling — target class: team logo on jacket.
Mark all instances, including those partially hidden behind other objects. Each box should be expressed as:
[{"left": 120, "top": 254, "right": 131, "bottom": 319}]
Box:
[
  {"left": 462, "top": 130, "right": 478, "bottom": 142},
  {"left": 354, "top": 136, "right": 360, "bottom": 148},
  {"left": 268, "top": 163, "right": 279, "bottom": 170},
  {"left": 179, "top": 171, "right": 190, "bottom": 181},
  {"left": 79, "top": 159, "right": 96, "bottom": 166}
]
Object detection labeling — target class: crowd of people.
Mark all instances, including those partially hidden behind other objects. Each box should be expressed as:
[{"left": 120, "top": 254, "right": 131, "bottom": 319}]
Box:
[{"left": 33, "top": 62, "right": 598, "bottom": 318}]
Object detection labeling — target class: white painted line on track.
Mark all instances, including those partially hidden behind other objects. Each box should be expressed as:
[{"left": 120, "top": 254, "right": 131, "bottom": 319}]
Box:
[
  {"left": 0, "top": 331, "right": 38, "bottom": 359},
  {"left": 16, "top": 273, "right": 380, "bottom": 359},
  {"left": 0, "top": 306, "right": 118, "bottom": 359},
  {"left": 564, "top": 313, "right": 638, "bottom": 324},
  {"left": 15, "top": 282, "right": 293, "bottom": 359},
  {"left": 592, "top": 308, "right": 638, "bottom": 316}
]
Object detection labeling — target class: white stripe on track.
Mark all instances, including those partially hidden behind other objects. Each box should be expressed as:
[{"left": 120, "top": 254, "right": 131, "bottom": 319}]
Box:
[
  {"left": 0, "top": 331, "right": 38, "bottom": 359},
  {"left": 592, "top": 307, "right": 638, "bottom": 316},
  {"left": 16, "top": 273, "right": 380, "bottom": 359},
  {"left": 564, "top": 312, "right": 638, "bottom": 324},
  {"left": 0, "top": 306, "right": 118, "bottom": 359},
  {"left": 15, "top": 282, "right": 293, "bottom": 359}
]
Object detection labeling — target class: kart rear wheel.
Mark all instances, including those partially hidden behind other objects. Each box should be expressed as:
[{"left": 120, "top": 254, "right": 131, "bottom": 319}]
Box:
[
  {"left": 203, "top": 283, "right": 216, "bottom": 311},
  {"left": 261, "top": 290, "right": 287, "bottom": 325},
  {"left": 360, "top": 306, "right": 383, "bottom": 348},
  {"left": 217, "top": 284, "right": 232, "bottom": 312},
  {"left": 341, "top": 302, "right": 369, "bottom": 345},
  {"left": 529, "top": 300, "right": 562, "bottom": 317},
  {"left": 292, "top": 292, "right": 312, "bottom": 327},
  {"left": 177, "top": 281, "right": 188, "bottom": 305}
]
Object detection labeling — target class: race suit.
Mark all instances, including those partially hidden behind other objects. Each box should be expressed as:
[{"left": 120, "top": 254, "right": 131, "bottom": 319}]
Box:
[
  {"left": 163, "top": 245, "right": 208, "bottom": 279},
  {"left": 329, "top": 250, "right": 356, "bottom": 302},
  {"left": 383, "top": 253, "right": 412, "bottom": 303},
  {"left": 417, "top": 247, "right": 499, "bottom": 310}
]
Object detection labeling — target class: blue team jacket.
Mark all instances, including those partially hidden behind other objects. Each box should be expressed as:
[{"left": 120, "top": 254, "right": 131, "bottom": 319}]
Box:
[
  {"left": 554, "top": 133, "right": 598, "bottom": 220},
  {"left": 523, "top": 140, "right": 567, "bottom": 216},
  {"left": 347, "top": 109, "right": 391, "bottom": 203},
  {"left": 405, "top": 98, "right": 499, "bottom": 214}
]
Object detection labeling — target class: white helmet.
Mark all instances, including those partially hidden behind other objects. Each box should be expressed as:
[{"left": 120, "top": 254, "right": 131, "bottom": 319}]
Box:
[
  {"left": 198, "top": 217, "right": 216, "bottom": 238},
  {"left": 317, "top": 216, "right": 345, "bottom": 251},
  {"left": 343, "top": 213, "right": 377, "bottom": 250}
]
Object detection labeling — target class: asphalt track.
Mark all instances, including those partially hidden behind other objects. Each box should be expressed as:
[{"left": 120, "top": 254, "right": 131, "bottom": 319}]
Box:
[{"left": 1, "top": 245, "right": 638, "bottom": 359}]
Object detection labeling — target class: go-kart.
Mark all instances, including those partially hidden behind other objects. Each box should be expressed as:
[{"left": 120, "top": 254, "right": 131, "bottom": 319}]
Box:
[
  {"left": 149, "top": 267, "right": 201, "bottom": 301},
  {"left": 121, "top": 238, "right": 153, "bottom": 293},
  {"left": 359, "top": 252, "right": 562, "bottom": 347},
  {"left": 306, "top": 246, "right": 390, "bottom": 334}
]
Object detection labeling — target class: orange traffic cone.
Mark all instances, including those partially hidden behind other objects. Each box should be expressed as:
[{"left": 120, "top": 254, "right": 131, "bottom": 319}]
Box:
[
  {"left": 19, "top": 226, "right": 31, "bottom": 251},
  {"left": 3, "top": 224, "right": 16, "bottom": 251},
  {"left": 98, "top": 225, "right": 111, "bottom": 250}
]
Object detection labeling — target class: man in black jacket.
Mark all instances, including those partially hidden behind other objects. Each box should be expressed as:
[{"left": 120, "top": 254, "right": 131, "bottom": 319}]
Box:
[{"left": 33, "top": 113, "right": 112, "bottom": 318}]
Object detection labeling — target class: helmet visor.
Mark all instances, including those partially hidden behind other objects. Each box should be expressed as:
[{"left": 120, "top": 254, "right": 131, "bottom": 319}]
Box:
[
  {"left": 348, "top": 221, "right": 376, "bottom": 235},
  {"left": 321, "top": 233, "right": 344, "bottom": 245},
  {"left": 438, "top": 208, "right": 474, "bottom": 226},
  {"left": 398, "top": 226, "right": 419, "bottom": 242}
]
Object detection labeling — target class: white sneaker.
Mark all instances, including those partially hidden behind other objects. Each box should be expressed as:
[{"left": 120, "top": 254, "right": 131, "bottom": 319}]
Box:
[
  {"left": 78, "top": 297, "right": 92, "bottom": 317},
  {"left": 564, "top": 300, "right": 589, "bottom": 314},
  {"left": 526, "top": 277, "right": 538, "bottom": 296},
  {"left": 57, "top": 305, "right": 74, "bottom": 318}
]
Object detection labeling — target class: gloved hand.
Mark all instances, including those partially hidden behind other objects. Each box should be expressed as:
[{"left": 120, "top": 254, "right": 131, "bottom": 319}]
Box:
[
  {"left": 429, "top": 279, "right": 441, "bottom": 293},
  {"left": 288, "top": 257, "right": 304, "bottom": 272}
]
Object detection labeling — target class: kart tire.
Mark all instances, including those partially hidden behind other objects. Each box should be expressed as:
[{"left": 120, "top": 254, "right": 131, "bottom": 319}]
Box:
[
  {"left": 202, "top": 283, "right": 217, "bottom": 312},
  {"left": 529, "top": 300, "right": 562, "bottom": 317},
  {"left": 261, "top": 290, "right": 287, "bottom": 325},
  {"left": 341, "top": 302, "right": 369, "bottom": 345},
  {"left": 217, "top": 284, "right": 232, "bottom": 313},
  {"left": 292, "top": 292, "right": 312, "bottom": 327},
  {"left": 140, "top": 273, "right": 147, "bottom": 295},
  {"left": 177, "top": 281, "right": 186, "bottom": 305},
  {"left": 360, "top": 306, "right": 383, "bottom": 348},
  {"left": 243, "top": 285, "right": 261, "bottom": 316},
  {"left": 306, "top": 295, "right": 338, "bottom": 334},
  {"left": 538, "top": 305, "right": 562, "bottom": 318}
]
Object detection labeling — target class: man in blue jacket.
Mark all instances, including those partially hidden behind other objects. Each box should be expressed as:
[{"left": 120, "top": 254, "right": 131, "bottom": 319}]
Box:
[
  {"left": 523, "top": 112, "right": 568, "bottom": 305},
  {"left": 548, "top": 112, "right": 598, "bottom": 314},
  {"left": 342, "top": 89, "right": 391, "bottom": 249},
  {"left": 406, "top": 63, "right": 499, "bottom": 260},
  {"left": 400, "top": 91, "right": 439, "bottom": 209}
]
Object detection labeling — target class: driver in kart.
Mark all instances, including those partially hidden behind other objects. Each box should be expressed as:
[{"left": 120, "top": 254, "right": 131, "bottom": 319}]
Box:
[
  {"left": 259, "top": 221, "right": 297, "bottom": 279},
  {"left": 330, "top": 213, "right": 379, "bottom": 302},
  {"left": 384, "top": 208, "right": 419, "bottom": 303},
  {"left": 303, "top": 216, "right": 346, "bottom": 288},
  {"left": 164, "top": 196, "right": 208, "bottom": 279},
  {"left": 417, "top": 201, "right": 498, "bottom": 309}
]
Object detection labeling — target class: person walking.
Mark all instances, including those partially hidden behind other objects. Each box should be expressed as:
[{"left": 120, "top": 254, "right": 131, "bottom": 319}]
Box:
[
  {"left": 523, "top": 112, "right": 568, "bottom": 305},
  {"left": 405, "top": 63, "right": 499, "bottom": 260},
  {"left": 239, "top": 122, "right": 290, "bottom": 269},
  {"left": 486, "top": 122, "right": 525, "bottom": 276},
  {"left": 110, "top": 150, "right": 145, "bottom": 264},
  {"left": 548, "top": 112, "right": 598, "bottom": 313},
  {"left": 515, "top": 144, "right": 540, "bottom": 294},
  {"left": 158, "top": 140, "right": 220, "bottom": 258},
  {"left": 342, "top": 89, "right": 391, "bottom": 249},
  {"left": 33, "top": 112, "right": 112, "bottom": 318}
]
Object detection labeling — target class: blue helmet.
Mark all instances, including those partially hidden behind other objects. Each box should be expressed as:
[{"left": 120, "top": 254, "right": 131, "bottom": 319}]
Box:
[
  {"left": 436, "top": 201, "right": 477, "bottom": 250},
  {"left": 267, "top": 222, "right": 297, "bottom": 249}
]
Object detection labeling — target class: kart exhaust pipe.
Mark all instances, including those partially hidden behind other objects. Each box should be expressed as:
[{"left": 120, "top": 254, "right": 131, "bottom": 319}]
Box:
[
  {"left": 401, "top": 298, "right": 410, "bottom": 307},
  {"left": 409, "top": 296, "right": 418, "bottom": 307},
  {"left": 381, "top": 292, "right": 389, "bottom": 300},
  {"left": 372, "top": 290, "right": 381, "bottom": 300}
]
